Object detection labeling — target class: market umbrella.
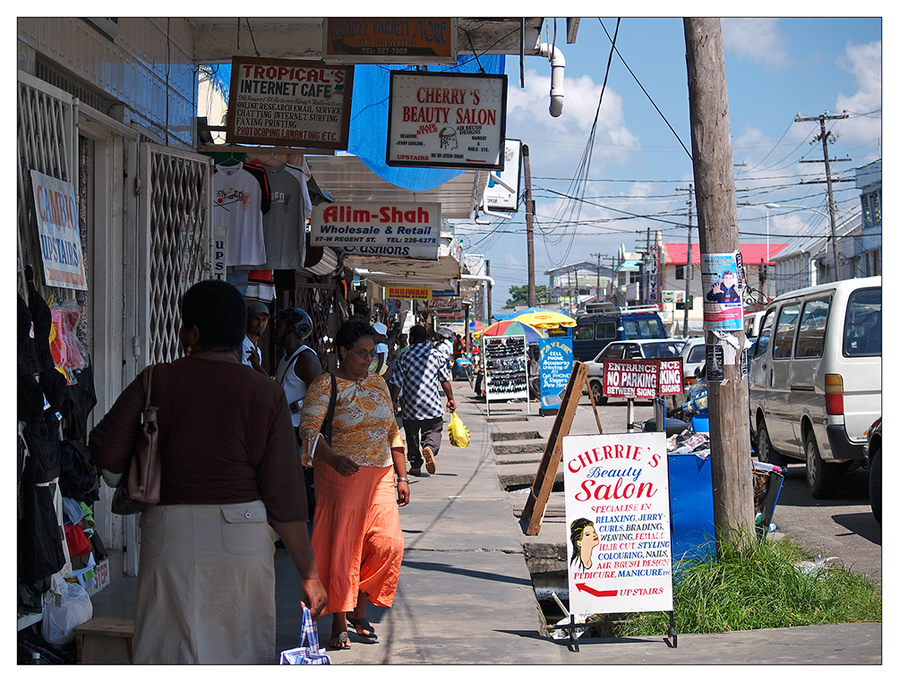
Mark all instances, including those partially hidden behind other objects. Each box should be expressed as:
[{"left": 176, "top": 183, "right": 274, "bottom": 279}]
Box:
[
  {"left": 513, "top": 309, "right": 577, "bottom": 329},
  {"left": 482, "top": 320, "right": 543, "bottom": 344},
  {"left": 469, "top": 320, "right": 486, "bottom": 332}
]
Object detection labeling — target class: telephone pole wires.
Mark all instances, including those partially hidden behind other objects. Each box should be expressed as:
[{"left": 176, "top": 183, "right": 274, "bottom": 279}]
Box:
[{"left": 795, "top": 112, "right": 849, "bottom": 281}]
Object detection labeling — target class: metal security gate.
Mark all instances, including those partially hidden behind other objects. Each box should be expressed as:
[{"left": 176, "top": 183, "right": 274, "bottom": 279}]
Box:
[
  {"left": 134, "top": 144, "right": 214, "bottom": 369},
  {"left": 16, "top": 72, "right": 76, "bottom": 296}
]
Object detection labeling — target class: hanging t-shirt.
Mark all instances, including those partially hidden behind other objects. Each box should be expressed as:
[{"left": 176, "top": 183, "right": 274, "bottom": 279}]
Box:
[
  {"left": 213, "top": 163, "right": 267, "bottom": 267},
  {"left": 262, "top": 164, "right": 306, "bottom": 270}
]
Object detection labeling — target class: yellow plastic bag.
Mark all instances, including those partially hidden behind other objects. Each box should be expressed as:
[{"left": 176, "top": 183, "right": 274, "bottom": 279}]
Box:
[{"left": 448, "top": 411, "right": 470, "bottom": 448}]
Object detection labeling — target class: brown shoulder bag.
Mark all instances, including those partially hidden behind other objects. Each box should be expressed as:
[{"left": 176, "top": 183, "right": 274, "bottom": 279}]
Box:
[{"left": 111, "top": 365, "right": 161, "bottom": 515}]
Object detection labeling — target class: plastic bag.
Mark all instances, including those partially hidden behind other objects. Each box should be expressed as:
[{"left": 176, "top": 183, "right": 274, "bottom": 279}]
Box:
[
  {"left": 41, "top": 579, "right": 93, "bottom": 645},
  {"left": 280, "top": 607, "right": 331, "bottom": 664},
  {"left": 448, "top": 411, "right": 470, "bottom": 448}
]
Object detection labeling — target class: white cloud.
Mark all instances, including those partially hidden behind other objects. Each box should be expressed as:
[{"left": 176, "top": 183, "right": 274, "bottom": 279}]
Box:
[
  {"left": 835, "top": 40, "right": 882, "bottom": 150},
  {"left": 506, "top": 68, "right": 639, "bottom": 174},
  {"left": 722, "top": 18, "right": 789, "bottom": 67}
]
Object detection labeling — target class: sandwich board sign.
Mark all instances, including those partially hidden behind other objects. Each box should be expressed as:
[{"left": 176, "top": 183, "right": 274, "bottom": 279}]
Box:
[{"left": 562, "top": 431, "right": 673, "bottom": 616}]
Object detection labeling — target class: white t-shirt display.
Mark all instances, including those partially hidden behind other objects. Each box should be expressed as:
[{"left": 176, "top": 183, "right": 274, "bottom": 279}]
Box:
[{"left": 213, "top": 163, "right": 266, "bottom": 267}]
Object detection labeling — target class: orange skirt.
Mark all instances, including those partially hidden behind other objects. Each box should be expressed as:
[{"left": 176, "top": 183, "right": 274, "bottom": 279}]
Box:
[{"left": 311, "top": 461, "right": 404, "bottom": 614}]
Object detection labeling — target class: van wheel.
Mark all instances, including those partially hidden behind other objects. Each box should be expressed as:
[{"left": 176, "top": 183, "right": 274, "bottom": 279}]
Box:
[
  {"left": 590, "top": 379, "right": 608, "bottom": 406},
  {"left": 869, "top": 445, "right": 881, "bottom": 523},
  {"left": 805, "top": 434, "right": 839, "bottom": 499},
  {"left": 756, "top": 419, "right": 784, "bottom": 466}
]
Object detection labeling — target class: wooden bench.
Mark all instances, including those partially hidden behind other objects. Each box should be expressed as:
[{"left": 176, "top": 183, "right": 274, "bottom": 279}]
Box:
[{"left": 74, "top": 617, "right": 134, "bottom": 664}]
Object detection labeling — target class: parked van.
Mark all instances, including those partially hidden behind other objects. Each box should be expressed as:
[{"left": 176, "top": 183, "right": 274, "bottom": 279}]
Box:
[
  {"left": 748, "top": 277, "right": 881, "bottom": 498},
  {"left": 572, "top": 305, "right": 667, "bottom": 362}
]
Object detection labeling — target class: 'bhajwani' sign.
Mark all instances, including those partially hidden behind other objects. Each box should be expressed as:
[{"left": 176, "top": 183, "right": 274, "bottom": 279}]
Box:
[
  {"left": 226, "top": 57, "right": 353, "bottom": 150},
  {"left": 323, "top": 18, "right": 457, "bottom": 64},
  {"left": 386, "top": 70, "right": 507, "bottom": 169},
  {"left": 563, "top": 431, "right": 673, "bottom": 615}
]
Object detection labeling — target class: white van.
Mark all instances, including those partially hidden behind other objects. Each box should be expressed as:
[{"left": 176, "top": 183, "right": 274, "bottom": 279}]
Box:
[{"left": 749, "top": 277, "right": 881, "bottom": 498}]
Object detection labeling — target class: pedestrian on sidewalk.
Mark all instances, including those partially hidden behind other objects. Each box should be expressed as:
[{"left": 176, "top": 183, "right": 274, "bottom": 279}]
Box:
[
  {"left": 272, "top": 307, "right": 323, "bottom": 518},
  {"left": 299, "top": 319, "right": 409, "bottom": 651},
  {"left": 390, "top": 324, "right": 456, "bottom": 476},
  {"left": 89, "top": 280, "right": 326, "bottom": 664},
  {"left": 242, "top": 300, "right": 270, "bottom": 375}
]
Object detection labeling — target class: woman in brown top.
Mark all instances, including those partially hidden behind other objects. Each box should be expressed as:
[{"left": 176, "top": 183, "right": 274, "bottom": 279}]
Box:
[{"left": 89, "top": 280, "right": 326, "bottom": 664}]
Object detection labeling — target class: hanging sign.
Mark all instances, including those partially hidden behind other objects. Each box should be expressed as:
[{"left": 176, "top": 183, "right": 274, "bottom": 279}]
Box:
[
  {"left": 310, "top": 202, "right": 440, "bottom": 258},
  {"left": 385, "top": 286, "right": 432, "bottom": 299},
  {"left": 30, "top": 171, "right": 87, "bottom": 291},
  {"left": 226, "top": 57, "right": 353, "bottom": 150},
  {"left": 701, "top": 251, "right": 744, "bottom": 331},
  {"left": 563, "top": 431, "right": 673, "bottom": 615},
  {"left": 539, "top": 337, "right": 573, "bottom": 411},
  {"left": 386, "top": 71, "right": 507, "bottom": 169},
  {"left": 323, "top": 18, "right": 457, "bottom": 64},
  {"left": 483, "top": 139, "right": 522, "bottom": 212}
]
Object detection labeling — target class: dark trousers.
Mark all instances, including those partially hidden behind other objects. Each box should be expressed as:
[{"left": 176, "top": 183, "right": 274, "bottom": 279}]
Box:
[{"left": 403, "top": 416, "right": 444, "bottom": 468}]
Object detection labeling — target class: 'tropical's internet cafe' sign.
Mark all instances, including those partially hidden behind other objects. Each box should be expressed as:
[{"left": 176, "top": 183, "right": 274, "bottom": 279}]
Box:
[{"left": 310, "top": 202, "right": 441, "bottom": 259}]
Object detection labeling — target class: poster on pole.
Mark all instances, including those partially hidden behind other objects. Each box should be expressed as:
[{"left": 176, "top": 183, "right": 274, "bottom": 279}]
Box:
[
  {"left": 563, "top": 431, "right": 673, "bottom": 615},
  {"left": 701, "top": 251, "right": 744, "bottom": 331},
  {"left": 30, "top": 171, "right": 88, "bottom": 291},
  {"left": 226, "top": 57, "right": 353, "bottom": 150},
  {"left": 539, "top": 337, "right": 573, "bottom": 411},
  {"left": 386, "top": 70, "right": 507, "bottom": 169}
]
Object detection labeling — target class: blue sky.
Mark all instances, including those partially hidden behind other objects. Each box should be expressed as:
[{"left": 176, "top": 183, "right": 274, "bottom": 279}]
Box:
[{"left": 450, "top": 16, "right": 883, "bottom": 307}]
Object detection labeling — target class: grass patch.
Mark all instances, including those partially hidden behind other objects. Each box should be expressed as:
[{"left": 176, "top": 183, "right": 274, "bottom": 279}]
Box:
[{"left": 598, "top": 533, "right": 881, "bottom": 636}]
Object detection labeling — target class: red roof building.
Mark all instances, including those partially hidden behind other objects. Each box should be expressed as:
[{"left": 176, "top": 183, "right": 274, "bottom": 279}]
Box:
[{"left": 661, "top": 242, "right": 790, "bottom": 266}]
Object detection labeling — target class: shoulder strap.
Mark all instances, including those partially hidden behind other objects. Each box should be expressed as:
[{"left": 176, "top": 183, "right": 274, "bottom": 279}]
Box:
[{"left": 142, "top": 365, "right": 155, "bottom": 410}]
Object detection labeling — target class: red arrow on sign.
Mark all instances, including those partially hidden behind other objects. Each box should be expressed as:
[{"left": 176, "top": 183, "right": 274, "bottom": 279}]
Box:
[{"left": 575, "top": 583, "right": 618, "bottom": 598}]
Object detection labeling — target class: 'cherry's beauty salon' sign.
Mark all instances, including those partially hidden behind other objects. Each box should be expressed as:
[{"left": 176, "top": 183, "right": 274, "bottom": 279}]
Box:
[{"left": 562, "top": 431, "right": 673, "bottom": 615}]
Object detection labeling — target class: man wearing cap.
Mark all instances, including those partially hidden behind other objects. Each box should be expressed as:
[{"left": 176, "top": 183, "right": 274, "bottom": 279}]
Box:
[
  {"left": 243, "top": 300, "right": 270, "bottom": 375},
  {"left": 390, "top": 325, "right": 456, "bottom": 476}
]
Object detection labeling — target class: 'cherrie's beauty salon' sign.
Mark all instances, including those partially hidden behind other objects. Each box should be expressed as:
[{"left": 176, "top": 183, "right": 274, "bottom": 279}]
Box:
[{"left": 562, "top": 431, "right": 673, "bottom": 615}]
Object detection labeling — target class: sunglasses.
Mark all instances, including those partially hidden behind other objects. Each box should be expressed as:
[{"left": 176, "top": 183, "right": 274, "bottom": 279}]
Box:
[{"left": 350, "top": 348, "right": 377, "bottom": 360}]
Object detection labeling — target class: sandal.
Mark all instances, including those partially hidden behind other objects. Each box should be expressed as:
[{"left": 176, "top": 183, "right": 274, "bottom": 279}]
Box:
[
  {"left": 347, "top": 616, "right": 378, "bottom": 642},
  {"left": 328, "top": 631, "right": 351, "bottom": 650}
]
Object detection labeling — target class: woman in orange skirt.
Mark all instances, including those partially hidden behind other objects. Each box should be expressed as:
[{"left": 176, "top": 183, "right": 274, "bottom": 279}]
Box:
[{"left": 299, "top": 319, "right": 409, "bottom": 650}]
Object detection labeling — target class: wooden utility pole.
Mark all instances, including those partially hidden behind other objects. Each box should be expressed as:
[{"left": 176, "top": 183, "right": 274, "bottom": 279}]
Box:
[
  {"left": 684, "top": 18, "right": 754, "bottom": 542},
  {"left": 795, "top": 112, "right": 849, "bottom": 281},
  {"left": 486, "top": 259, "right": 492, "bottom": 322},
  {"left": 522, "top": 144, "right": 536, "bottom": 307},
  {"left": 678, "top": 183, "right": 694, "bottom": 335}
]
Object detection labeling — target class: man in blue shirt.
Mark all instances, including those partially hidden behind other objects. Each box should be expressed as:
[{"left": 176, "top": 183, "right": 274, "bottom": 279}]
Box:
[{"left": 390, "top": 325, "right": 456, "bottom": 476}]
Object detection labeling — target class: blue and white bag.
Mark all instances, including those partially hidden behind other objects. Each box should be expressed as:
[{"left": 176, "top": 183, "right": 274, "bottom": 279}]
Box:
[{"left": 279, "top": 607, "right": 331, "bottom": 665}]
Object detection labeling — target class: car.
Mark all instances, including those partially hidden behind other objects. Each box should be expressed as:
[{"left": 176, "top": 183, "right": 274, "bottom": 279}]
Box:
[
  {"left": 585, "top": 338, "right": 685, "bottom": 405},
  {"left": 865, "top": 418, "right": 881, "bottom": 523},
  {"left": 748, "top": 277, "right": 881, "bottom": 498},
  {"left": 572, "top": 305, "right": 668, "bottom": 362}
]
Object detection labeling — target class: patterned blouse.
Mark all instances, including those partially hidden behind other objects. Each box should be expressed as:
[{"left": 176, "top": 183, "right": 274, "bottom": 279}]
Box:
[{"left": 299, "top": 372, "right": 404, "bottom": 468}]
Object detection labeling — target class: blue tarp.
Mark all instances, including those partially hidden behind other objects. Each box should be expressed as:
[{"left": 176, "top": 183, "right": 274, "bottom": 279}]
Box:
[{"left": 346, "top": 56, "right": 505, "bottom": 190}]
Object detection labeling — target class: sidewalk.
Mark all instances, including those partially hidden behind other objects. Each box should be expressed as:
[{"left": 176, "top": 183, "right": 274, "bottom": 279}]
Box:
[{"left": 90, "top": 378, "right": 883, "bottom": 665}]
